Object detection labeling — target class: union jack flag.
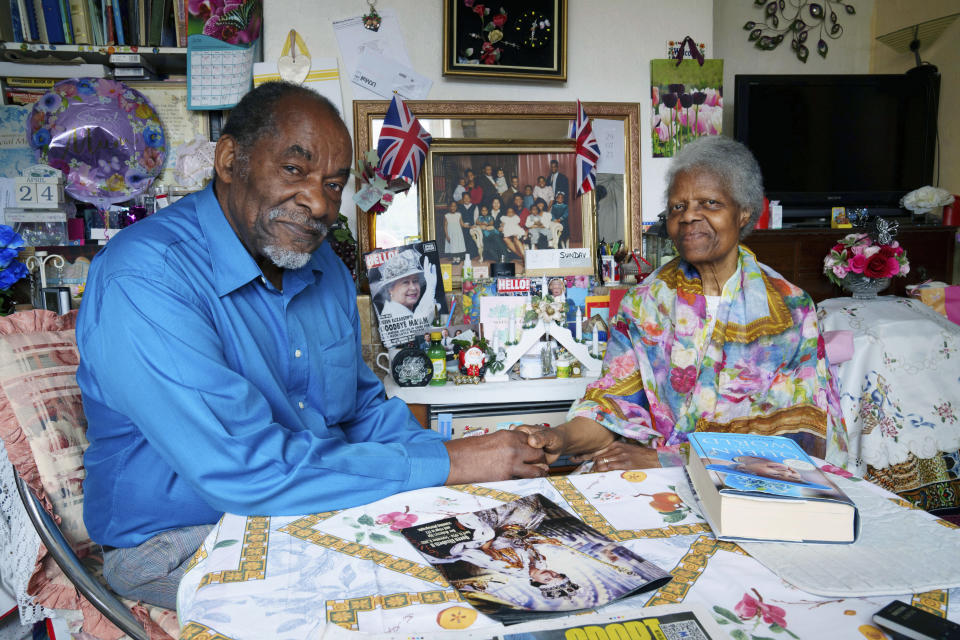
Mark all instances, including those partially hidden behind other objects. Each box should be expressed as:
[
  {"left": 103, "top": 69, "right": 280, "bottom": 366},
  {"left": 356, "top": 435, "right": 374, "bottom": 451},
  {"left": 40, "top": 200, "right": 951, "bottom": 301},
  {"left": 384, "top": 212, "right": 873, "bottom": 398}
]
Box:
[
  {"left": 569, "top": 100, "right": 600, "bottom": 196},
  {"left": 376, "top": 94, "right": 432, "bottom": 185}
]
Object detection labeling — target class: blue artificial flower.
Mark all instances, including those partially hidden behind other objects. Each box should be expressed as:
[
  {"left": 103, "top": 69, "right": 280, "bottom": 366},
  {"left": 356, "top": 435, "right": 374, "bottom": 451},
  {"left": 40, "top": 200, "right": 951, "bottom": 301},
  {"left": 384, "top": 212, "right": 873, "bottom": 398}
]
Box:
[
  {"left": 0, "top": 247, "right": 19, "bottom": 270},
  {"left": 31, "top": 128, "right": 51, "bottom": 148},
  {"left": 38, "top": 92, "right": 62, "bottom": 113},
  {"left": 0, "top": 259, "right": 28, "bottom": 291},
  {"left": 143, "top": 126, "right": 164, "bottom": 148},
  {"left": 0, "top": 225, "right": 25, "bottom": 251},
  {"left": 76, "top": 79, "right": 97, "bottom": 95}
]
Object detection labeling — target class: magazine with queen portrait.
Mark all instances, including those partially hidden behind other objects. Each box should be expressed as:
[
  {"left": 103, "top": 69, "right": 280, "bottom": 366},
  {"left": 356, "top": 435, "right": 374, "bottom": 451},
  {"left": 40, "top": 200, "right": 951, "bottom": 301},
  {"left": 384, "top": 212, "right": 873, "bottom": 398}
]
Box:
[
  {"left": 364, "top": 241, "right": 449, "bottom": 349},
  {"left": 400, "top": 494, "right": 672, "bottom": 625}
]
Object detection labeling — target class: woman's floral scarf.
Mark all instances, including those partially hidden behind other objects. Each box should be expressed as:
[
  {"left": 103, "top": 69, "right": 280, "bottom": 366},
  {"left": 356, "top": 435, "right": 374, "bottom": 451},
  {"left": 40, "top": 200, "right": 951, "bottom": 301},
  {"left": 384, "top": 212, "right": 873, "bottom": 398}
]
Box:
[{"left": 569, "top": 246, "right": 849, "bottom": 465}]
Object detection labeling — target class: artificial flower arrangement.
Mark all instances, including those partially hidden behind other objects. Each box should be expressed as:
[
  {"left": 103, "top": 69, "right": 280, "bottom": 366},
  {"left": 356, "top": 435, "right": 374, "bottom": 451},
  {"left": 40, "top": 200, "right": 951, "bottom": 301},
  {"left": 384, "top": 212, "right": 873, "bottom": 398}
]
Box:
[
  {"left": 352, "top": 149, "right": 413, "bottom": 215},
  {"left": 900, "top": 186, "right": 955, "bottom": 217},
  {"left": 0, "top": 225, "right": 29, "bottom": 314},
  {"left": 822, "top": 231, "right": 909, "bottom": 286},
  {"left": 524, "top": 295, "right": 569, "bottom": 328}
]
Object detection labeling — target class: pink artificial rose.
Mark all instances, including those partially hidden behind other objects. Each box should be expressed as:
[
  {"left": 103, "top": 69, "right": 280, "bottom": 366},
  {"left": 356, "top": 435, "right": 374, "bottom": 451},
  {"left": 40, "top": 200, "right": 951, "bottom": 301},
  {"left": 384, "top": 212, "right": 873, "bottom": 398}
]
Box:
[
  {"left": 848, "top": 254, "right": 867, "bottom": 274},
  {"left": 491, "top": 13, "right": 506, "bottom": 27},
  {"left": 849, "top": 243, "right": 867, "bottom": 257},
  {"left": 863, "top": 253, "right": 891, "bottom": 278},
  {"left": 472, "top": 3, "right": 485, "bottom": 17},
  {"left": 831, "top": 263, "right": 849, "bottom": 279}
]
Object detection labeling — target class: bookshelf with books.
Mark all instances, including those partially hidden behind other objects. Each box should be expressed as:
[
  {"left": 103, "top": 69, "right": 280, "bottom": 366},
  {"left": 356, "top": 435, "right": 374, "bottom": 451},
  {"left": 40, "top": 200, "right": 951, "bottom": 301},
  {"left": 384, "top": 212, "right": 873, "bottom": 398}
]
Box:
[{"left": 8, "top": 0, "right": 183, "bottom": 47}]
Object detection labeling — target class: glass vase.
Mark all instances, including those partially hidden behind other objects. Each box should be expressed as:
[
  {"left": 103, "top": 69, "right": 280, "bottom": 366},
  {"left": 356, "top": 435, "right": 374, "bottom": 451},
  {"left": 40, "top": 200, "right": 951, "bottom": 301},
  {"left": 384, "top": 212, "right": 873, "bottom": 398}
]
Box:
[{"left": 841, "top": 274, "right": 890, "bottom": 300}]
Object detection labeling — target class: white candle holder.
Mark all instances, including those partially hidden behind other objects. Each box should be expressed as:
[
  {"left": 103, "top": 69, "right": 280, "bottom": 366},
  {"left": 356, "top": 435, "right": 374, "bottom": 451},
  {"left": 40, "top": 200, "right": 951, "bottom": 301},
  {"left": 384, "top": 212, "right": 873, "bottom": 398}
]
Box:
[
  {"left": 25, "top": 251, "right": 66, "bottom": 290},
  {"left": 484, "top": 318, "right": 603, "bottom": 382}
]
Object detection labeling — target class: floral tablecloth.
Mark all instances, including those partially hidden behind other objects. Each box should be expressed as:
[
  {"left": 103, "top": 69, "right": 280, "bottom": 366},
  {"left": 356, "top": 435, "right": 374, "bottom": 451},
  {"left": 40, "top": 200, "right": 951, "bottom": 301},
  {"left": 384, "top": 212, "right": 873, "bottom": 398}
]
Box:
[
  {"left": 817, "top": 296, "right": 960, "bottom": 478},
  {"left": 176, "top": 466, "right": 960, "bottom": 640}
]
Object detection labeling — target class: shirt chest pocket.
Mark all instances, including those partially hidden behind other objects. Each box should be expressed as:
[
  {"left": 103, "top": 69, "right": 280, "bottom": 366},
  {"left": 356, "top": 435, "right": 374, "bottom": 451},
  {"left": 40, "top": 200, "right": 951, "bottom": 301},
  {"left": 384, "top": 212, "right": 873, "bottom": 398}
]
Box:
[{"left": 315, "top": 333, "right": 358, "bottom": 425}]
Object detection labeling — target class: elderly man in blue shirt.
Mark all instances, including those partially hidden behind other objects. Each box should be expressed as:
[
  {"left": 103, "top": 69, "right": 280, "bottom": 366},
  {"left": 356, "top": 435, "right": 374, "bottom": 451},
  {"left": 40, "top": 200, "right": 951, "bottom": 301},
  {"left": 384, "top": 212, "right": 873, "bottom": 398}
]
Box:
[{"left": 76, "top": 81, "right": 547, "bottom": 609}]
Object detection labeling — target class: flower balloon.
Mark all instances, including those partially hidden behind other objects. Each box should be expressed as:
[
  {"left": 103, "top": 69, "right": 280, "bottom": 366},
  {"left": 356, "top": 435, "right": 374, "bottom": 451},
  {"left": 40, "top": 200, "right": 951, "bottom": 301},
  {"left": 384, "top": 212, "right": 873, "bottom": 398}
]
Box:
[{"left": 28, "top": 78, "right": 167, "bottom": 210}]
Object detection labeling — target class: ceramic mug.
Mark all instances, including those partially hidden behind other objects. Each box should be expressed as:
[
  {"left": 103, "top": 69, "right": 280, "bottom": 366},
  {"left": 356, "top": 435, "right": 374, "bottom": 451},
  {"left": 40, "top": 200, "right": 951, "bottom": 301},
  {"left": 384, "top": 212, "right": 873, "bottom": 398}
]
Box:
[
  {"left": 375, "top": 348, "right": 402, "bottom": 374},
  {"left": 375, "top": 351, "right": 392, "bottom": 374}
]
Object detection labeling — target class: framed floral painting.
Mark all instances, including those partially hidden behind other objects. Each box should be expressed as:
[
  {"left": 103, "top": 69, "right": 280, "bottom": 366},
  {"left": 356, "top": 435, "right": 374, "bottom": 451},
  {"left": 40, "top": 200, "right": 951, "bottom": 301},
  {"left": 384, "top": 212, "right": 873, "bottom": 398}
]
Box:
[{"left": 442, "top": 0, "right": 567, "bottom": 81}]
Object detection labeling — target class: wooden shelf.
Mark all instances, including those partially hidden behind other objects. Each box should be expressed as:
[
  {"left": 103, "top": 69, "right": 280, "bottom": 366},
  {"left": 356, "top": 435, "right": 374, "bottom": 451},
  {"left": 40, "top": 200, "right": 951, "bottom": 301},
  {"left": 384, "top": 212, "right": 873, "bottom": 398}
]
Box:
[
  {"left": 745, "top": 225, "right": 959, "bottom": 303},
  {"left": 0, "top": 42, "right": 187, "bottom": 74}
]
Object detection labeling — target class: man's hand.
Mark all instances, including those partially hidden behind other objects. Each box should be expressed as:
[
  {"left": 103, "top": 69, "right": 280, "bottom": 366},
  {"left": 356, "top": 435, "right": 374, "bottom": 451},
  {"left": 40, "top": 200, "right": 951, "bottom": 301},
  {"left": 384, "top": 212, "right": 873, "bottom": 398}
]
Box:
[
  {"left": 572, "top": 440, "right": 660, "bottom": 472},
  {"left": 444, "top": 430, "right": 548, "bottom": 484},
  {"left": 514, "top": 424, "right": 565, "bottom": 465}
]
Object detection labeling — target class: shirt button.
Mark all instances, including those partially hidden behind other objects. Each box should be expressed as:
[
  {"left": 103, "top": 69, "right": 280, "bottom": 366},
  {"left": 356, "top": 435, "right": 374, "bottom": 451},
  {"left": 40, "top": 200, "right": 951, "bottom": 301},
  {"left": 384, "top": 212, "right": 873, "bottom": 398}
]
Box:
[
  {"left": 294, "top": 349, "right": 302, "bottom": 358},
  {"left": 299, "top": 401, "right": 305, "bottom": 409}
]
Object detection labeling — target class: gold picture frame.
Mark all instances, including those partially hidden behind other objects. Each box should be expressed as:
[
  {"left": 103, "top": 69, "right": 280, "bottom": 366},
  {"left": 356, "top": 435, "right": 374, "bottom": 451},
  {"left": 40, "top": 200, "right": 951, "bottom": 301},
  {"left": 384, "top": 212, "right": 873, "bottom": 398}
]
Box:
[
  {"left": 352, "top": 100, "right": 643, "bottom": 262},
  {"left": 442, "top": 0, "right": 567, "bottom": 81}
]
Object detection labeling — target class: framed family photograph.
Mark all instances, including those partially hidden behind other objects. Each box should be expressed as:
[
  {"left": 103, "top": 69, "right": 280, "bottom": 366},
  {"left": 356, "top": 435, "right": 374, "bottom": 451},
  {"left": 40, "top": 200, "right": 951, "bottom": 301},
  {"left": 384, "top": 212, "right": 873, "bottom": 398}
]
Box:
[
  {"left": 423, "top": 144, "right": 594, "bottom": 282},
  {"left": 442, "top": 0, "right": 567, "bottom": 81}
]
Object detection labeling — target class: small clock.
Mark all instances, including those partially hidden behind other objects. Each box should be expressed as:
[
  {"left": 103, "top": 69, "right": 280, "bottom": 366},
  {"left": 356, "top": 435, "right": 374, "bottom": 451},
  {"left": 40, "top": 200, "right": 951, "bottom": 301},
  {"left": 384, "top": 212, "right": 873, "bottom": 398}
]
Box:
[
  {"left": 513, "top": 10, "right": 552, "bottom": 49},
  {"left": 391, "top": 346, "right": 434, "bottom": 387}
]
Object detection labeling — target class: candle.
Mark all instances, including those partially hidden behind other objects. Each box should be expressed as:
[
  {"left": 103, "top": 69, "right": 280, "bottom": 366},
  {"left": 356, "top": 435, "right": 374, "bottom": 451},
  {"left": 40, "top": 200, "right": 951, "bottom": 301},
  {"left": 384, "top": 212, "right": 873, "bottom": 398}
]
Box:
[
  {"left": 575, "top": 307, "right": 582, "bottom": 341},
  {"left": 541, "top": 276, "right": 548, "bottom": 297},
  {"left": 591, "top": 329, "right": 598, "bottom": 355},
  {"left": 508, "top": 319, "right": 515, "bottom": 344}
]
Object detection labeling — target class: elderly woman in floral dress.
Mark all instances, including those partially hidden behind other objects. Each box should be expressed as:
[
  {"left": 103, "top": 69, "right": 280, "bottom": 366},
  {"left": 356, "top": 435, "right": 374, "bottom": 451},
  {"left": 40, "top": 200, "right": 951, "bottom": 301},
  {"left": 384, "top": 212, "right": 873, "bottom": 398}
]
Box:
[{"left": 525, "top": 137, "right": 849, "bottom": 471}]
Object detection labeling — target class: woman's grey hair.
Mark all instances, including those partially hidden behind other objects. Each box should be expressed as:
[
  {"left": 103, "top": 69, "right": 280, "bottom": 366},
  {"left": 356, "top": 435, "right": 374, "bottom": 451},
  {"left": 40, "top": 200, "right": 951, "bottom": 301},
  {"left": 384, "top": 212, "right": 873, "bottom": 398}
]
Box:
[{"left": 664, "top": 136, "right": 765, "bottom": 238}]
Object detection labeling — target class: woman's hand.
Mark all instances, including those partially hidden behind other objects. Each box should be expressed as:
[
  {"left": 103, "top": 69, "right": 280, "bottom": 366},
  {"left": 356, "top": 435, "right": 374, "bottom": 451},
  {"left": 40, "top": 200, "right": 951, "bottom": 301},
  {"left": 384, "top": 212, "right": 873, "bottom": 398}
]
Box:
[
  {"left": 513, "top": 424, "right": 565, "bottom": 465},
  {"left": 574, "top": 440, "right": 660, "bottom": 472}
]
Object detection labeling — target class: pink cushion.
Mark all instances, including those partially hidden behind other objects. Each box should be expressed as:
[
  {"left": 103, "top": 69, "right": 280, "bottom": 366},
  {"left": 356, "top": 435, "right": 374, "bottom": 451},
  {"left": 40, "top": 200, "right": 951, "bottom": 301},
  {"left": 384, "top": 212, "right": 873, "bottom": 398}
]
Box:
[
  {"left": 823, "top": 330, "right": 854, "bottom": 365},
  {"left": 0, "top": 309, "right": 176, "bottom": 640}
]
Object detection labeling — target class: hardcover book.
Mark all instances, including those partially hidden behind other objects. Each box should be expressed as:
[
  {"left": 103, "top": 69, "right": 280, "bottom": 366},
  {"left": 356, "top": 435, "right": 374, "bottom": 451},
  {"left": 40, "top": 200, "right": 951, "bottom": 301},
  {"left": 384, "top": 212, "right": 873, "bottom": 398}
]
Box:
[
  {"left": 364, "top": 240, "right": 448, "bottom": 349},
  {"left": 400, "top": 494, "right": 672, "bottom": 625},
  {"left": 685, "top": 432, "right": 859, "bottom": 543}
]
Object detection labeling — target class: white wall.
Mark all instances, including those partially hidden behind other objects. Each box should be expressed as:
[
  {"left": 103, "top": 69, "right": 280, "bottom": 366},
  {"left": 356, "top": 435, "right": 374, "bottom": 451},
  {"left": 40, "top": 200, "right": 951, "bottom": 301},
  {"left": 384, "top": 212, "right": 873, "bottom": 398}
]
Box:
[
  {"left": 713, "top": 0, "right": 875, "bottom": 136},
  {"left": 262, "top": 0, "right": 714, "bottom": 234}
]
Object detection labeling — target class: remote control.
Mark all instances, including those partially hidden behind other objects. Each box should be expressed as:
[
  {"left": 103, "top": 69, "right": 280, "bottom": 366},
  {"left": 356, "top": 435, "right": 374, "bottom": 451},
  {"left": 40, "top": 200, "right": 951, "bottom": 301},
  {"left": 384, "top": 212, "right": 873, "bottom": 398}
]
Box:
[{"left": 873, "top": 601, "right": 960, "bottom": 640}]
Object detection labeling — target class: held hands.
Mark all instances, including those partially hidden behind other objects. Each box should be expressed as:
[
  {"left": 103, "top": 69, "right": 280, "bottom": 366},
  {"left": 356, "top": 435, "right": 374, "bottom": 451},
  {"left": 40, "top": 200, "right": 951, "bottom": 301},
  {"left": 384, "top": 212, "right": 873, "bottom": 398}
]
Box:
[
  {"left": 514, "top": 424, "right": 565, "bottom": 465},
  {"left": 444, "top": 430, "right": 549, "bottom": 484}
]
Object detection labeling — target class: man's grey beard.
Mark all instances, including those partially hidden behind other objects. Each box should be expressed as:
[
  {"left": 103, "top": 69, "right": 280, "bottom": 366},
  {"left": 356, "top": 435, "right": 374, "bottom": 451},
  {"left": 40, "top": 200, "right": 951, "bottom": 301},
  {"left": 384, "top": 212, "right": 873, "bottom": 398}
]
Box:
[{"left": 263, "top": 207, "right": 329, "bottom": 270}]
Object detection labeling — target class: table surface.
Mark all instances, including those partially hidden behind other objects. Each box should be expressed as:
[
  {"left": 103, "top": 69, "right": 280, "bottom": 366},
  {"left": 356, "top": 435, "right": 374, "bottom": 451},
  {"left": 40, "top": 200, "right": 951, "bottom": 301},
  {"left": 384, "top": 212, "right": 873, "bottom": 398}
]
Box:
[
  {"left": 817, "top": 296, "right": 960, "bottom": 475},
  {"left": 176, "top": 465, "right": 960, "bottom": 640}
]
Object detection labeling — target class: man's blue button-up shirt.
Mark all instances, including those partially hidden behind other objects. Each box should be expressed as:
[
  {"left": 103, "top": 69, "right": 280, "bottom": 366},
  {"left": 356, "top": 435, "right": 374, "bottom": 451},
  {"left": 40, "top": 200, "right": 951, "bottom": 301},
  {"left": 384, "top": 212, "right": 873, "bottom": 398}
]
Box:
[{"left": 77, "top": 184, "right": 449, "bottom": 547}]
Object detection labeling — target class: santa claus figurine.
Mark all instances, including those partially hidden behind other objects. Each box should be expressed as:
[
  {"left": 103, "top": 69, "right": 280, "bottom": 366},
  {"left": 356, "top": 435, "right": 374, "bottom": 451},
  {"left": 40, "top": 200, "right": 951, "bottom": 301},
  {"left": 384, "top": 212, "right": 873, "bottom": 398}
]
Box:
[{"left": 458, "top": 344, "right": 487, "bottom": 377}]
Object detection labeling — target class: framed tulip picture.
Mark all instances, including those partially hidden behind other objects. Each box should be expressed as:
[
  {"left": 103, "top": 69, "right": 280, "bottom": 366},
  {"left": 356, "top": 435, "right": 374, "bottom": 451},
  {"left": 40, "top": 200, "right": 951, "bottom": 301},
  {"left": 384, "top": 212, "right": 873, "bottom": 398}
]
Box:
[
  {"left": 442, "top": 0, "right": 567, "bottom": 81},
  {"left": 650, "top": 58, "right": 724, "bottom": 157}
]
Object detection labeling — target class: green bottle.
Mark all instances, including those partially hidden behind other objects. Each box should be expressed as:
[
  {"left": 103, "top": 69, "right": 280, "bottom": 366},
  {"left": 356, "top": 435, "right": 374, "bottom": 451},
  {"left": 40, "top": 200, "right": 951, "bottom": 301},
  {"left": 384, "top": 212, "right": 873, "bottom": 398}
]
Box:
[{"left": 427, "top": 331, "right": 447, "bottom": 385}]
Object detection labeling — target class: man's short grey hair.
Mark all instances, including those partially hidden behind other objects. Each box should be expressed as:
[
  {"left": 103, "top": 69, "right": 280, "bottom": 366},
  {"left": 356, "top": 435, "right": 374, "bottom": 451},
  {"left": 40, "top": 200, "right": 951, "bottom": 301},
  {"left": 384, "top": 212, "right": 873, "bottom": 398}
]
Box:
[{"left": 664, "top": 136, "right": 766, "bottom": 238}]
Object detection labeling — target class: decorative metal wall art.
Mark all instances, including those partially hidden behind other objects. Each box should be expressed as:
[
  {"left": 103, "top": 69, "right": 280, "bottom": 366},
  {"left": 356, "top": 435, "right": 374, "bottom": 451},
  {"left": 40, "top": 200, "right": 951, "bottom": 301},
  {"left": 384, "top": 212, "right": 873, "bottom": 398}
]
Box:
[{"left": 744, "top": 0, "right": 856, "bottom": 63}]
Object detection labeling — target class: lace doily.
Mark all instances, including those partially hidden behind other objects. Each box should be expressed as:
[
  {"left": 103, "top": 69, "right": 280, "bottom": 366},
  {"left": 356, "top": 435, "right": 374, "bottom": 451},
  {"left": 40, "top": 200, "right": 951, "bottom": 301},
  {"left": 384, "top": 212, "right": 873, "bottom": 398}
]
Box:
[{"left": 0, "top": 443, "right": 50, "bottom": 625}]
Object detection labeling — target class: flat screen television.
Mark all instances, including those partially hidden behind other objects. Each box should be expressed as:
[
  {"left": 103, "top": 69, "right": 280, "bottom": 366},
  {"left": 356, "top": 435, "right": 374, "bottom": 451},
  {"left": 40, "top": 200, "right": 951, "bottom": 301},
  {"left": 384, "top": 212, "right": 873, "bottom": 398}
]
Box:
[{"left": 733, "top": 72, "right": 940, "bottom": 221}]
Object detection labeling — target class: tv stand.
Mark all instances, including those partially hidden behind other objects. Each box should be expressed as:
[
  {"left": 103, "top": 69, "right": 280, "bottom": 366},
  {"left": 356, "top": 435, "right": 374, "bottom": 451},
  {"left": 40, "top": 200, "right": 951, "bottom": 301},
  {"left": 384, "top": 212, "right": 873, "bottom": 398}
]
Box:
[{"left": 745, "top": 225, "right": 957, "bottom": 303}]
